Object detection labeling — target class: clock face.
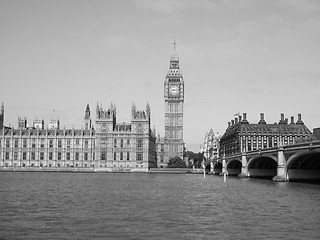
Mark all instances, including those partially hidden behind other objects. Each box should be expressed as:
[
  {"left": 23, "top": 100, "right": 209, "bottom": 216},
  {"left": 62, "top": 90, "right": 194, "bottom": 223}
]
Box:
[{"left": 169, "top": 85, "right": 179, "bottom": 96}]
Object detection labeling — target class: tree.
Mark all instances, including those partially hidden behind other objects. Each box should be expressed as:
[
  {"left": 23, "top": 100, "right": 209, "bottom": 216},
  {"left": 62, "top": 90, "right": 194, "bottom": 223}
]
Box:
[
  {"left": 184, "top": 151, "right": 204, "bottom": 168},
  {"left": 167, "top": 156, "right": 187, "bottom": 168}
]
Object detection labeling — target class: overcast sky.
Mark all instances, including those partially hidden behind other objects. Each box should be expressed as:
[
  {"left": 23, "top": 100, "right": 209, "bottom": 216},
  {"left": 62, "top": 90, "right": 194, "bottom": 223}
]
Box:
[{"left": 1, "top": 0, "right": 319, "bottom": 152}]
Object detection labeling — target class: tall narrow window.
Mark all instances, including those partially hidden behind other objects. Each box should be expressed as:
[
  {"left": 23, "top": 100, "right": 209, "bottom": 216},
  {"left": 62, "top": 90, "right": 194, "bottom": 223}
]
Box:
[
  {"left": 23, "top": 139, "right": 27, "bottom": 148},
  {"left": 31, "top": 139, "right": 36, "bottom": 148},
  {"left": 40, "top": 139, "right": 45, "bottom": 148},
  {"left": 137, "top": 139, "right": 143, "bottom": 148}
]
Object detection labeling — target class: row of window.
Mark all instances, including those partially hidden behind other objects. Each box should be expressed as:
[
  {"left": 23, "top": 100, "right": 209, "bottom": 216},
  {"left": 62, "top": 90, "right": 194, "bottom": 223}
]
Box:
[
  {"left": 2, "top": 163, "right": 145, "bottom": 169},
  {"left": 101, "top": 152, "right": 143, "bottom": 161},
  {"left": 1, "top": 152, "right": 91, "bottom": 161},
  {"left": 0, "top": 139, "right": 91, "bottom": 148},
  {"left": 113, "top": 138, "right": 144, "bottom": 148},
  {"left": 0, "top": 151, "right": 144, "bottom": 162}
]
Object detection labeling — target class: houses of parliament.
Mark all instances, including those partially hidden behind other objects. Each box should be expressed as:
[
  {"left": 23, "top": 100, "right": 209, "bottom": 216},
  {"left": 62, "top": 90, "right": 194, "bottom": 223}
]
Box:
[{"left": 0, "top": 44, "right": 185, "bottom": 171}]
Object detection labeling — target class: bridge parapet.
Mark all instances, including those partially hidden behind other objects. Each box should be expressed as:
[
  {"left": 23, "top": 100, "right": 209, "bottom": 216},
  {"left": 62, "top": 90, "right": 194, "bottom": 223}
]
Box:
[
  {"left": 216, "top": 141, "right": 320, "bottom": 182},
  {"left": 282, "top": 141, "right": 320, "bottom": 151}
]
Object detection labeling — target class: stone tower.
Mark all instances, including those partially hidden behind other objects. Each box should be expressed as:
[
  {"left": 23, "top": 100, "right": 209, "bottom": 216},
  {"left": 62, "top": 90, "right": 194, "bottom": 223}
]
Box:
[
  {"left": 95, "top": 102, "right": 117, "bottom": 166},
  {"left": 163, "top": 41, "right": 185, "bottom": 162},
  {"left": 84, "top": 104, "right": 92, "bottom": 130}
]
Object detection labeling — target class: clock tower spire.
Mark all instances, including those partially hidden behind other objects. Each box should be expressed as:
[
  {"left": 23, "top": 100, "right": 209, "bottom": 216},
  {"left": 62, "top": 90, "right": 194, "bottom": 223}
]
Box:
[{"left": 163, "top": 41, "right": 185, "bottom": 165}]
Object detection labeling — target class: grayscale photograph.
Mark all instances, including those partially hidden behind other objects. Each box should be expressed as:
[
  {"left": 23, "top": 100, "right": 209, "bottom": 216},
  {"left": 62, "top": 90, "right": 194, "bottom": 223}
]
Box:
[{"left": 0, "top": 0, "right": 320, "bottom": 239}]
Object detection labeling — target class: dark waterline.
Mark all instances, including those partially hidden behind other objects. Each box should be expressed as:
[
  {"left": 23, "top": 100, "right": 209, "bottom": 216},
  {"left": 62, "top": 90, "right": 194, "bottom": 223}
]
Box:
[{"left": 1, "top": 172, "right": 320, "bottom": 240}]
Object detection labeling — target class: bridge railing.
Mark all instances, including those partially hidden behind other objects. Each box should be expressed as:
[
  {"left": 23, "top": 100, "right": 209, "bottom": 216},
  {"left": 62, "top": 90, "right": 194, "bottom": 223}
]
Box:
[{"left": 217, "top": 140, "right": 320, "bottom": 162}]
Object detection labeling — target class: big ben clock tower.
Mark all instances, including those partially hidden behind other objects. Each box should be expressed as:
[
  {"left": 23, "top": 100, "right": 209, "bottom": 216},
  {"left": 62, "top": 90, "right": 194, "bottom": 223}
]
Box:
[{"left": 164, "top": 41, "right": 184, "bottom": 163}]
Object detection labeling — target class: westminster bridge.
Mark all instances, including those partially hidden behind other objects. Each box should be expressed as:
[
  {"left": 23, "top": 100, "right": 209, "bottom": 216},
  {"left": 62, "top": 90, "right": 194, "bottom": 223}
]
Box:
[{"left": 210, "top": 141, "right": 320, "bottom": 182}]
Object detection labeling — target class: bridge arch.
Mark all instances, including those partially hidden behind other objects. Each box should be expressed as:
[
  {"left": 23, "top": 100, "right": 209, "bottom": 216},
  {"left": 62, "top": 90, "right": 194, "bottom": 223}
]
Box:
[
  {"left": 247, "top": 155, "right": 277, "bottom": 179},
  {"left": 286, "top": 150, "right": 320, "bottom": 182},
  {"left": 213, "top": 162, "right": 222, "bottom": 175},
  {"left": 226, "top": 159, "right": 242, "bottom": 176}
]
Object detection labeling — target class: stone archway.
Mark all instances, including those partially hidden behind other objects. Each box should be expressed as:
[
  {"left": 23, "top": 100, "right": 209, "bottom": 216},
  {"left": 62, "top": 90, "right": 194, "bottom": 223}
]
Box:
[
  {"left": 248, "top": 156, "right": 277, "bottom": 179},
  {"left": 287, "top": 151, "right": 320, "bottom": 182},
  {"left": 226, "top": 159, "right": 242, "bottom": 176},
  {"left": 213, "top": 162, "right": 222, "bottom": 175}
]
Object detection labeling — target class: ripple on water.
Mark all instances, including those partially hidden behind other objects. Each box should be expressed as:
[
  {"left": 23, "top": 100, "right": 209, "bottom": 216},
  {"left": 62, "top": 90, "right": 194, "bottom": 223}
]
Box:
[{"left": 0, "top": 173, "right": 320, "bottom": 240}]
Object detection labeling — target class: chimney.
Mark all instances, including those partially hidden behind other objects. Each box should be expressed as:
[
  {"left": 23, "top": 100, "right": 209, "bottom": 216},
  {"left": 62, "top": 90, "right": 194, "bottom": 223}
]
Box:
[
  {"left": 290, "top": 116, "right": 295, "bottom": 124},
  {"left": 235, "top": 118, "right": 238, "bottom": 124},
  {"left": 231, "top": 120, "right": 235, "bottom": 125},
  {"left": 239, "top": 115, "right": 242, "bottom": 122},
  {"left": 242, "top": 113, "right": 249, "bottom": 124},
  {"left": 296, "top": 113, "right": 304, "bottom": 124},
  {"left": 258, "top": 113, "right": 266, "bottom": 124},
  {"left": 313, "top": 128, "right": 320, "bottom": 141},
  {"left": 279, "top": 113, "right": 286, "bottom": 124},
  {"left": 228, "top": 122, "right": 231, "bottom": 128}
]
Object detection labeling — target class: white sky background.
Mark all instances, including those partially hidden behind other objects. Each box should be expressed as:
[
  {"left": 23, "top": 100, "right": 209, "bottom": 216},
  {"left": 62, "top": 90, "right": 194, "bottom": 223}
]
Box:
[{"left": 1, "top": 0, "right": 319, "bottom": 152}]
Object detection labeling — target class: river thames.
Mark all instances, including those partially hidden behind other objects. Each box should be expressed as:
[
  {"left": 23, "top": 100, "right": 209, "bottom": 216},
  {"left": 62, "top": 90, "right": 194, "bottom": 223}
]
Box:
[{"left": 0, "top": 172, "right": 319, "bottom": 240}]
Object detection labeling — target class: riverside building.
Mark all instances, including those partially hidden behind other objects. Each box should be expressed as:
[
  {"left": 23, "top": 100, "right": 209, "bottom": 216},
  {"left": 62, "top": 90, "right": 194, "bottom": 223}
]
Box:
[
  {"left": 201, "top": 129, "right": 221, "bottom": 161},
  {"left": 219, "top": 112, "right": 312, "bottom": 157},
  {"left": 0, "top": 103, "right": 157, "bottom": 171}
]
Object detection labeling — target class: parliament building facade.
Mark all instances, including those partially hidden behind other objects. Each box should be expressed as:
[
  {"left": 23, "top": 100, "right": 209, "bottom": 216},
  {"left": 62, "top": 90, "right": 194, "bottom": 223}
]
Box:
[{"left": 0, "top": 102, "right": 157, "bottom": 171}]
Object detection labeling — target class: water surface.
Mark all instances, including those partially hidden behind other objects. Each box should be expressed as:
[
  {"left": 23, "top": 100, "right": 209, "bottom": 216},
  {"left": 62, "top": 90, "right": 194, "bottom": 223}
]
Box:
[{"left": 0, "top": 172, "right": 319, "bottom": 239}]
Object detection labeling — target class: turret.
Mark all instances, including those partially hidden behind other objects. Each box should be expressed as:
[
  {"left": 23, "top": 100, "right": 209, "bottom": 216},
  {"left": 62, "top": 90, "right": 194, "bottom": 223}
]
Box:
[
  {"left": 48, "top": 118, "right": 60, "bottom": 129},
  {"left": 33, "top": 118, "right": 44, "bottom": 129},
  {"left": 0, "top": 102, "right": 4, "bottom": 129},
  {"left": 85, "top": 104, "right": 90, "bottom": 119},
  {"left": 146, "top": 102, "right": 151, "bottom": 120},
  {"left": 131, "top": 102, "right": 136, "bottom": 119},
  {"left": 84, "top": 104, "right": 92, "bottom": 130},
  {"left": 18, "top": 116, "right": 27, "bottom": 129}
]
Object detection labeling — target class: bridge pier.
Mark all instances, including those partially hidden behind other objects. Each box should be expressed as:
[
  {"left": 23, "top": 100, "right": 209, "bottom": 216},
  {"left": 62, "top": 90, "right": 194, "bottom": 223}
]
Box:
[
  {"left": 273, "top": 146, "right": 289, "bottom": 182},
  {"left": 219, "top": 154, "right": 227, "bottom": 176},
  {"left": 210, "top": 161, "right": 214, "bottom": 174},
  {"left": 238, "top": 152, "right": 248, "bottom": 178}
]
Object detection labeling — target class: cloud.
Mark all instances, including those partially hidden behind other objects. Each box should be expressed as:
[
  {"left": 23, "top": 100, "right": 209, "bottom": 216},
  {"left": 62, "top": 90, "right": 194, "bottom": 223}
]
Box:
[
  {"left": 133, "top": 0, "right": 216, "bottom": 15},
  {"left": 275, "top": 0, "right": 320, "bottom": 15},
  {"left": 102, "top": 34, "right": 146, "bottom": 52}
]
